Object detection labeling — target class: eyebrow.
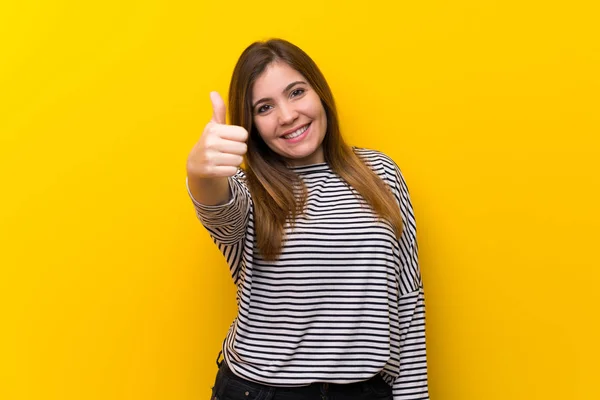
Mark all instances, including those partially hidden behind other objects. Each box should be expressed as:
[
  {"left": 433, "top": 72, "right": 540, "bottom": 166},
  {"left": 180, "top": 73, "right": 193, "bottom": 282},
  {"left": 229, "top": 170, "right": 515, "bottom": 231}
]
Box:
[{"left": 252, "top": 81, "right": 307, "bottom": 110}]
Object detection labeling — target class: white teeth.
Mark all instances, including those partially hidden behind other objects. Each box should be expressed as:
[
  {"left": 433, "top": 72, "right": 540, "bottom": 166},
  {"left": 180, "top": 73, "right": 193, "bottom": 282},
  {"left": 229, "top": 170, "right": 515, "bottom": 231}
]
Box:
[{"left": 283, "top": 124, "right": 308, "bottom": 139}]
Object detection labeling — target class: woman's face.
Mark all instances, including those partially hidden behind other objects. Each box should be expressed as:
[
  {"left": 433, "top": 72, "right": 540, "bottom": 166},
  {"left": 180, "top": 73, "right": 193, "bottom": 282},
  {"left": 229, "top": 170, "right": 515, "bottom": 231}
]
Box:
[{"left": 251, "top": 61, "right": 327, "bottom": 166}]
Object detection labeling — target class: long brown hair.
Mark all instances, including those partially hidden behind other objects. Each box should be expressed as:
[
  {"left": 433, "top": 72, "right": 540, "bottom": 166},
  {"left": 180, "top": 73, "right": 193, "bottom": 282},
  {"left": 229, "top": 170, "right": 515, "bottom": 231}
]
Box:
[{"left": 228, "top": 38, "right": 403, "bottom": 260}]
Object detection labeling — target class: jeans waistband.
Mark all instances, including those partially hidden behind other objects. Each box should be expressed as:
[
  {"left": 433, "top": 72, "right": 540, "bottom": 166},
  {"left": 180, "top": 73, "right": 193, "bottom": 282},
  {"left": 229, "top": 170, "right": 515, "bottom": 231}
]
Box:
[{"left": 219, "top": 360, "right": 381, "bottom": 395}]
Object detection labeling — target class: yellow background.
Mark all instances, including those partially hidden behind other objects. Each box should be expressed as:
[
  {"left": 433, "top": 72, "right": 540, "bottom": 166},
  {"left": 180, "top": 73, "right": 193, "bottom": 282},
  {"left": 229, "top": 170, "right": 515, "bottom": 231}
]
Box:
[{"left": 2, "top": 1, "right": 599, "bottom": 399}]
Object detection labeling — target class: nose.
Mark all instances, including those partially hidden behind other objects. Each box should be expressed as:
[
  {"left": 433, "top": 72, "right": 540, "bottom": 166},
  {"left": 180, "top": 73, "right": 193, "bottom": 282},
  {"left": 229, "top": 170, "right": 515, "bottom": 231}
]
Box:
[{"left": 277, "top": 103, "right": 298, "bottom": 126}]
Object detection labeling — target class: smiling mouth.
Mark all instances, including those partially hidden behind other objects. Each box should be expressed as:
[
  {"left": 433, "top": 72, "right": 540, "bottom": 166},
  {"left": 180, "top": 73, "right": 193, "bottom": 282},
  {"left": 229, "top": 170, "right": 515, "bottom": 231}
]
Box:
[{"left": 282, "top": 123, "right": 310, "bottom": 140}]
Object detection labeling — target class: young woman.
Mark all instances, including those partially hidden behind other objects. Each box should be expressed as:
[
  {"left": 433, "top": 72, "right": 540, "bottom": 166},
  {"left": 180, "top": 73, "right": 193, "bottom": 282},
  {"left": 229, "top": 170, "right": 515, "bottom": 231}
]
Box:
[{"left": 186, "top": 38, "right": 429, "bottom": 400}]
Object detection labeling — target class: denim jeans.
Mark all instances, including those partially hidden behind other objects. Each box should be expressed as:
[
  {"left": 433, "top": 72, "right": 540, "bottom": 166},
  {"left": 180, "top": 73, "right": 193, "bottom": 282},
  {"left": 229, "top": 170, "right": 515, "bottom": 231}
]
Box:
[{"left": 210, "top": 362, "right": 393, "bottom": 400}]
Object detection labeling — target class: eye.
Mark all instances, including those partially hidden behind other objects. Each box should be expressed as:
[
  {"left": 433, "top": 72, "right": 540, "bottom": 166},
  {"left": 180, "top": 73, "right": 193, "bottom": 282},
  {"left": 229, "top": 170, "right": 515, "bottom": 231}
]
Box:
[
  {"left": 290, "top": 88, "right": 305, "bottom": 98},
  {"left": 256, "top": 104, "right": 272, "bottom": 114}
]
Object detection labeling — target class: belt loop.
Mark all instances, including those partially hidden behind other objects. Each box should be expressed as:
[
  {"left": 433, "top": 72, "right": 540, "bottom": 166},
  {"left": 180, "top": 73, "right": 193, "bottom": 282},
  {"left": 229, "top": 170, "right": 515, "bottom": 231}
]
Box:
[
  {"left": 320, "top": 382, "right": 330, "bottom": 400},
  {"left": 215, "top": 350, "right": 223, "bottom": 368}
]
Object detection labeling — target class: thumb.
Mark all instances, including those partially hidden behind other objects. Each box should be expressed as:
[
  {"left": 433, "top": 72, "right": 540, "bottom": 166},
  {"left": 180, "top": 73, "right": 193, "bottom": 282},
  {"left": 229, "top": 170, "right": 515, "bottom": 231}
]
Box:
[{"left": 210, "top": 91, "right": 226, "bottom": 124}]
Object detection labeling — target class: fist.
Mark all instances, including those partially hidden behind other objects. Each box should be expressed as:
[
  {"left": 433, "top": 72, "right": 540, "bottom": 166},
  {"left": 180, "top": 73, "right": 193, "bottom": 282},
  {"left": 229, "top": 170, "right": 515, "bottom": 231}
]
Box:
[{"left": 186, "top": 92, "right": 248, "bottom": 178}]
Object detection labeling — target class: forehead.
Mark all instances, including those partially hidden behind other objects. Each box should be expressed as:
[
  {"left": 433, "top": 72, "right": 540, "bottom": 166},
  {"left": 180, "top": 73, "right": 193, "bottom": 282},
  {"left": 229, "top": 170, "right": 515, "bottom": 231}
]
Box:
[{"left": 252, "top": 62, "right": 306, "bottom": 99}]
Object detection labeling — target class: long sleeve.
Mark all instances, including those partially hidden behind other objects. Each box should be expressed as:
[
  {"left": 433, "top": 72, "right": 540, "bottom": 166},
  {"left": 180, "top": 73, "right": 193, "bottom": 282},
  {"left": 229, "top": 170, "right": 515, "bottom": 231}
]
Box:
[
  {"left": 393, "top": 265, "right": 429, "bottom": 399},
  {"left": 392, "top": 163, "right": 430, "bottom": 399},
  {"left": 186, "top": 169, "right": 251, "bottom": 284}
]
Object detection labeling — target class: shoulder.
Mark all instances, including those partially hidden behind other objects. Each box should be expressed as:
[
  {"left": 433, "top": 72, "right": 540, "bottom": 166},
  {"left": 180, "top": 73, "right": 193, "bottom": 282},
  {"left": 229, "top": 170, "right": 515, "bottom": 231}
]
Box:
[{"left": 351, "top": 146, "right": 402, "bottom": 178}]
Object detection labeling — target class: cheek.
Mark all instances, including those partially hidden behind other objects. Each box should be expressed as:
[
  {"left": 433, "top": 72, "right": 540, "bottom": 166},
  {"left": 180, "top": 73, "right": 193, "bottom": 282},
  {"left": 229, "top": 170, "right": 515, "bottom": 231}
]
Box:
[
  {"left": 313, "top": 105, "right": 327, "bottom": 126},
  {"left": 308, "top": 100, "right": 326, "bottom": 121},
  {"left": 317, "top": 106, "right": 328, "bottom": 134},
  {"left": 254, "top": 117, "right": 275, "bottom": 139}
]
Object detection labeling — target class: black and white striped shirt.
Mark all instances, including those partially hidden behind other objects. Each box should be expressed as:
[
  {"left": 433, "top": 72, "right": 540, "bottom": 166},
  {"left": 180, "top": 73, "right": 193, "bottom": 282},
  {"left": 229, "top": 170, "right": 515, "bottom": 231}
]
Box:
[{"left": 188, "top": 148, "right": 429, "bottom": 400}]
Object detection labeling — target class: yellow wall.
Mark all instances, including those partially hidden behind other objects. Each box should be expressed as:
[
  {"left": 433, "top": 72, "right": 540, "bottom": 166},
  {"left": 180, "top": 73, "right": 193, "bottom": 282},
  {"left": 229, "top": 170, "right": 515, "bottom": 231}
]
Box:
[{"left": 2, "top": 1, "right": 599, "bottom": 399}]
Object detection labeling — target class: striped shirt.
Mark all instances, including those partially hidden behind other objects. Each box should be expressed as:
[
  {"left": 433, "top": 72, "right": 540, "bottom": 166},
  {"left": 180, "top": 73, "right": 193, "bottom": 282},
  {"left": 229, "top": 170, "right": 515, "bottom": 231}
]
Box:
[{"left": 188, "top": 148, "right": 429, "bottom": 400}]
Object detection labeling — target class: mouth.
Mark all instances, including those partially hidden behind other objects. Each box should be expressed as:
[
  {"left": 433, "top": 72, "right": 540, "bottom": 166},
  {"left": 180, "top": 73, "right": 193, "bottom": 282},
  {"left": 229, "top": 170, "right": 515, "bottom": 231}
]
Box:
[{"left": 282, "top": 123, "right": 311, "bottom": 141}]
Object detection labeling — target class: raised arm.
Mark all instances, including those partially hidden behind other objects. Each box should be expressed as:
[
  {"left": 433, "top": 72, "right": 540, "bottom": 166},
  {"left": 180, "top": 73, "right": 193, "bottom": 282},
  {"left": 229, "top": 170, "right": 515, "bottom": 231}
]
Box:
[{"left": 186, "top": 91, "right": 248, "bottom": 205}]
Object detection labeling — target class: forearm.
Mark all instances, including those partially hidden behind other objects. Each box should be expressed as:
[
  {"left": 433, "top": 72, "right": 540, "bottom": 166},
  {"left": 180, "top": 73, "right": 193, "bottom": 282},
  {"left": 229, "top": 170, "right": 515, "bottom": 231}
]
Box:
[
  {"left": 186, "top": 174, "right": 231, "bottom": 206},
  {"left": 393, "top": 288, "right": 429, "bottom": 400}
]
